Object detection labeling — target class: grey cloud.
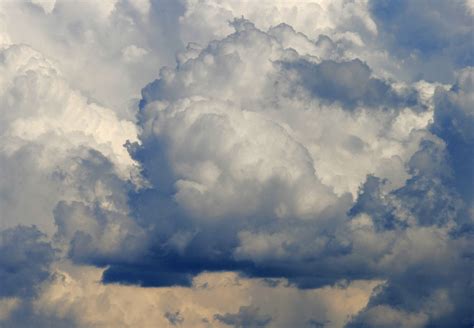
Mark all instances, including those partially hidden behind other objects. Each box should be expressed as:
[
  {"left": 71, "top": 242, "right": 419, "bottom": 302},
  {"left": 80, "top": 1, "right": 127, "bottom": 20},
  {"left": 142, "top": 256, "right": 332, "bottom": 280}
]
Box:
[
  {"left": 432, "top": 68, "right": 474, "bottom": 208},
  {"left": 307, "top": 319, "right": 331, "bottom": 328},
  {"left": 1, "top": 302, "right": 76, "bottom": 328},
  {"left": 214, "top": 306, "right": 271, "bottom": 328},
  {"left": 52, "top": 150, "right": 147, "bottom": 266},
  {"left": 278, "top": 58, "right": 418, "bottom": 109},
  {"left": 98, "top": 18, "right": 456, "bottom": 293},
  {"left": 346, "top": 87, "right": 473, "bottom": 327},
  {"left": 350, "top": 139, "right": 463, "bottom": 230},
  {"left": 54, "top": 200, "right": 146, "bottom": 265},
  {"left": 165, "top": 310, "right": 184, "bottom": 326},
  {"left": 0, "top": 226, "right": 55, "bottom": 297}
]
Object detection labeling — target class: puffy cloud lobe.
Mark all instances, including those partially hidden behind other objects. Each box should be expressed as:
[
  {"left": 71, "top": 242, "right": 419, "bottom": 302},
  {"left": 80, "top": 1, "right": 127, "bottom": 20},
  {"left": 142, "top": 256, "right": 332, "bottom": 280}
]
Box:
[
  {"left": 0, "top": 0, "right": 186, "bottom": 119},
  {"left": 143, "top": 18, "right": 419, "bottom": 112},
  {"left": 180, "top": 0, "right": 378, "bottom": 48},
  {"left": 141, "top": 19, "right": 430, "bottom": 196},
  {"left": 0, "top": 44, "right": 138, "bottom": 176},
  {"left": 139, "top": 98, "right": 337, "bottom": 221},
  {"left": 0, "top": 42, "right": 140, "bottom": 240},
  {"left": 179, "top": 0, "right": 473, "bottom": 84},
  {"left": 141, "top": 20, "right": 287, "bottom": 108}
]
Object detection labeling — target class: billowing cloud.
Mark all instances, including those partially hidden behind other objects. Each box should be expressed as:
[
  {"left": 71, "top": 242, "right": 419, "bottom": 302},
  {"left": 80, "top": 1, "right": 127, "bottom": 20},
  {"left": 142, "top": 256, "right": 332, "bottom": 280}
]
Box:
[
  {"left": 0, "top": 0, "right": 184, "bottom": 119},
  {"left": 93, "top": 19, "right": 437, "bottom": 289},
  {"left": 179, "top": 0, "right": 378, "bottom": 48},
  {"left": 0, "top": 1, "right": 472, "bottom": 327},
  {"left": 0, "top": 43, "right": 140, "bottom": 236}
]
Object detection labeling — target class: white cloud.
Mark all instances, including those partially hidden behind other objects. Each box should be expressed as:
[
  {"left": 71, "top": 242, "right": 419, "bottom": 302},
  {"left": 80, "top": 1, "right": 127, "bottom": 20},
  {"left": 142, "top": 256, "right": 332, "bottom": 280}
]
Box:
[
  {"left": 180, "top": 0, "right": 377, "bottom": 47},
  {"left": 0, "top": 43, "right": 140, "bottom": 237},
  {"left": 0, "top": 0, "right": 177, "bottom": 119}
]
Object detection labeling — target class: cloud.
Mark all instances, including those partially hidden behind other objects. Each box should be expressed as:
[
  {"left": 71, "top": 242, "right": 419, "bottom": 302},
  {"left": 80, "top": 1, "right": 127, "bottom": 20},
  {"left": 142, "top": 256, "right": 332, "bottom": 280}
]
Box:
[
  {"left": 369, "top": 0, "right": 474, "bottom": 82},
  {"left": 214, "top": 305, "right": 272, "bottom": 328},
  {"left": 0, "top": 0, "right": 185, "bottom": 119},
  {"left": 180, "top": 0, "right": 378, "bottom": 47},
  {"left": 0, "top": 264, "right": 380, "bottom": 328},
  {"left": 86, "top": 19, "right": 450, "bottom": 294},
  {"left": 164, "top": 310, "right": 185, "bottom": 326},
  {"left": 178, "top": 0, "right": 474, "bottom": 84},
  {"left": 0, "top": 1, "right": 472, "bottom": 327},
  {"left": 0, "top": 226, "right": 55, "bottom": 298},
  {"left": 345, "top": 71, "right": 474, "bottom": 326},
  {"left": 0, "top": 45, "right": 140, "bottom": 245},
  {"left": 432, "top": 68, "right": 474, "bottom": 208},
  {"left": 279, "top": 58, "right": 418, "bottom": 109},
  {"left": 99, "top": 15, "right": 474, "bottom": 326}
]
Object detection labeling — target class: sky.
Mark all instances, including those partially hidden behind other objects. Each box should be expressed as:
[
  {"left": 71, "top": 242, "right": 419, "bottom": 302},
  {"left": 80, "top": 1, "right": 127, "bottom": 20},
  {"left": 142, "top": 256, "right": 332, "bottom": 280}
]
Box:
[{"left": 0, "top": 0, "right": 473, "bottom": 327}]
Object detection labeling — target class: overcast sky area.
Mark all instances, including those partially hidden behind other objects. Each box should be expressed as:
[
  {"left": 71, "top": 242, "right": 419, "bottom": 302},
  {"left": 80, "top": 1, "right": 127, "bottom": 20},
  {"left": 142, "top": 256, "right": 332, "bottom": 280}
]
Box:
[{"left": 0, "top": 0, "right": 473, "bottom": 327}]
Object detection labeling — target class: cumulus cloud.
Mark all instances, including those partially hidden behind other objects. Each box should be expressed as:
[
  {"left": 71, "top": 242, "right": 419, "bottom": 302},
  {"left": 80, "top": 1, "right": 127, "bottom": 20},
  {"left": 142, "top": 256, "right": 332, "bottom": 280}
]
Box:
[
  {"left": 0, "top": 0, "right": 184, "bottom": 119},
  {"left": 179, "top": 0, "right": 473, "bottom": 84},
  {"left": 111, "top": 12, "right": 472, "bottom": 327},
  {"left": 0, "top": 43, "right": 140, "bottom": 235},
  {"left": 179, "top": 0, "right": 378, "bottom": 48},
  {"left": 0, "top": 1, "right": 473, "bottom": 327}
]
